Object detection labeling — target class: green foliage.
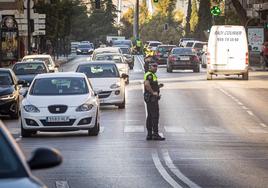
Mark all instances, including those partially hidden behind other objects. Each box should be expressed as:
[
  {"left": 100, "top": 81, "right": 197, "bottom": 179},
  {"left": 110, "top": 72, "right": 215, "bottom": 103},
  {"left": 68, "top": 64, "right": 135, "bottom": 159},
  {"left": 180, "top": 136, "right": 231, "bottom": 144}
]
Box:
[
  {"left": 121, "top": 8, "right": 134, "bottom": 38},
  {"left": 190, "top": 0, "right": 198, "bottom": 32},
  {"left": 140, "top": 15, "right": 183, "bottom": 44}
]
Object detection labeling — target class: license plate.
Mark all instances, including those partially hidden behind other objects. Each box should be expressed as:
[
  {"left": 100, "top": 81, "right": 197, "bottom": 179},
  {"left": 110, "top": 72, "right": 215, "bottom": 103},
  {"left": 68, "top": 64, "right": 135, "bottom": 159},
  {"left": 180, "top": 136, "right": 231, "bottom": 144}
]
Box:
[
  {"left": 46, "top": 116, "right": 69, "bottom": 122},
  {"left": 180, "top": 57, "right": 190, "bottom": 61}
]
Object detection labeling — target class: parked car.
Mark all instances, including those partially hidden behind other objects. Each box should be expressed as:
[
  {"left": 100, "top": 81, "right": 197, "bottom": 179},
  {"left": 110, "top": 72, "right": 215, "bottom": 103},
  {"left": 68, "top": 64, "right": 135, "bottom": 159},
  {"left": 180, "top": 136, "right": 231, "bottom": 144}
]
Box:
[
  {"left": 154, "top": 45, "right": 176, "bottom": 65},
  {"left": 12, "top": 61, "right": 49, "bottom": 87},
  {"left": 21, "top": 54, "right": 58, "bottom": 73},
  {"left": 76, "top": 43, "right": 94, "bottom": 55},
  {"left": 0, "top": 68, "right": 23, "bottom": 119},
  {"left": 94, "top": 53, "right": 129, "bottom": 84},
  {"left": 76, "top": 61, "right": 127, "bottom": 108},
  {"left": 20, "top": 72, "right": 100, "bottom": 137},
  {"left": 114, "top": 45, "right": 134, "bottom": 69},
  {"left": 112, "top": 40, "right": 133, "bottom": 49},
  {"left": 167, "top": 47, "right": 200, "bottom": 73},
  {"left": 179, "top": 38, "right": 196, "bottom": 47},
  {"left": 0, "top": 121, "right": 62, "bottom": 188}
]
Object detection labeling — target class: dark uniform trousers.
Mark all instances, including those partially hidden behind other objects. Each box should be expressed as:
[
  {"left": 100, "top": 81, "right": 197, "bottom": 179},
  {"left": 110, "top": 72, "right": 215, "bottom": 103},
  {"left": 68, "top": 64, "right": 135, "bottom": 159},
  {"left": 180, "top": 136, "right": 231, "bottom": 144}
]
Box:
[{"left": 146, "top": 99, "right": 159, "bottom": 135}]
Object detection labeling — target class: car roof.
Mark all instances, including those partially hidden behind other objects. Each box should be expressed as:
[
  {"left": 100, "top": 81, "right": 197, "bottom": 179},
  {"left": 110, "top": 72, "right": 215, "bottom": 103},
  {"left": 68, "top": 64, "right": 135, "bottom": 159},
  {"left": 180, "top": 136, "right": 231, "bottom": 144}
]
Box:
[
  {"left": 35, "top": 72, "right": 86, "bottom": 79},
  {"left": 15, "top": 61, "right": 45, "bottom": 64},
  {"left": 23, "top": 54, "right": 52, "bottom": 58},
  {"left": 114, "top": 45, "right": 130, "bottom": 48},
  {"left": 78, "top": 61, "right": 117, "bottom": 66},
  {"left": 158, "top": 45, "right": 176, "bottom": 47},
  {"left": 149, "top": 41, "right": 162, "bottom": 43},
  {"left": 94, "top": 47, "right": 120, "bottom": 52},
  {"left": 96, "top": 53, "right": 123, "bottom": 56},
  {"left": 0, "top": 68, "right": 12, "bottom": 72}
]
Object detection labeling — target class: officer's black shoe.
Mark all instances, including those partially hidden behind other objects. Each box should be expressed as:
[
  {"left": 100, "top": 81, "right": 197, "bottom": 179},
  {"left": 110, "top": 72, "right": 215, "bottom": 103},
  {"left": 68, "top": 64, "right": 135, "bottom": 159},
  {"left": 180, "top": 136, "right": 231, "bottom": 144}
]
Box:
[
  {"left": 152, "top": 134, "right": 165, "bottom": 141},
  {"left": 146, "top": 135, "right": 153, "bottom": 140}
]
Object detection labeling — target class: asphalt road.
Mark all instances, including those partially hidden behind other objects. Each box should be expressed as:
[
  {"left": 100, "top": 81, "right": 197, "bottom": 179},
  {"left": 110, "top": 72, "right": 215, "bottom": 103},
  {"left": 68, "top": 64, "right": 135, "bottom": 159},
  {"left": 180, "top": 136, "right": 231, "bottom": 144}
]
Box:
[{"left": 2, "top": 55, "right": 268, "bottom": 188}]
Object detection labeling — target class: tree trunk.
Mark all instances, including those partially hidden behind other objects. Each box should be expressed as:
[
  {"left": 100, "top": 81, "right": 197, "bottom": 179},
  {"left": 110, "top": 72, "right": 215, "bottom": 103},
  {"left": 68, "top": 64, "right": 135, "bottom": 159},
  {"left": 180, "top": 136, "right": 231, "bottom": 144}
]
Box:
[{"left": 230, "top": 0, "right": 247, "bottom": 26}]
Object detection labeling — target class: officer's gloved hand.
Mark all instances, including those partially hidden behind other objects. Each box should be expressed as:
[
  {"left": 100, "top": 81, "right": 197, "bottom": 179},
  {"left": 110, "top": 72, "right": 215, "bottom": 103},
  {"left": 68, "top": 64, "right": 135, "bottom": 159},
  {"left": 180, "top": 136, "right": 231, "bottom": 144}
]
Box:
[{"left": 159, "top": 83, "right": 164, "bottom": 88}]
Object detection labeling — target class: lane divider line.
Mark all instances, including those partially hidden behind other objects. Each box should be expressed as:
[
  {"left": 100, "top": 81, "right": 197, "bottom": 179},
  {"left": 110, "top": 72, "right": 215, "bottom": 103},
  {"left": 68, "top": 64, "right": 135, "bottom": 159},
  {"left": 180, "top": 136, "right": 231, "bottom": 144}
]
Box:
[
  {"left": 56, "top": 181, "right": 70, "bottom": 188},
  {"left": 162, "top": 150, "right": 202, "bottom": 188},
  {"left": 152, "top": 149, "right": 183, "bottom": 188},
  {"left": 247, "top": 110, "right": 254, "bottom": 116},
  {"left": 260, "top": 123, "right": 267, "bottom": 128}
]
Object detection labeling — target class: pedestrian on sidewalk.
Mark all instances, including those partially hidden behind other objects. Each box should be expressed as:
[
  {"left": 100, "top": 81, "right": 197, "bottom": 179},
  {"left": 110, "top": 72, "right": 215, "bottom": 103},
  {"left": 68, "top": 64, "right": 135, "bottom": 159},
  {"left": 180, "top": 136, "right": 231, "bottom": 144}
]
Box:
[
  {"left": 144, "top": 62, "right": 165, "bottom": 141},
  {"left": 261, "top": 42, "right": 268, "bottom": 70}
]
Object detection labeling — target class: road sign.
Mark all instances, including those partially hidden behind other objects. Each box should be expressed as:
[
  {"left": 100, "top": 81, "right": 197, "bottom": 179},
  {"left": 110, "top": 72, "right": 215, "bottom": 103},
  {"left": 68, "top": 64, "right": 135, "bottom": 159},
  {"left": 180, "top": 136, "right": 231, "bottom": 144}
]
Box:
[{"left": 33, "top": 30, "right": 46, "bottom": 36}]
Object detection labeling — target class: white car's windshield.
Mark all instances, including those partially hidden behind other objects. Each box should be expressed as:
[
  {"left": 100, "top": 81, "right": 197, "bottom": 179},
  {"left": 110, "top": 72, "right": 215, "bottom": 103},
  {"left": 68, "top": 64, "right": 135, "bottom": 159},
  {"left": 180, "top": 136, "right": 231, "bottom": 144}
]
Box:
[
  {"left": 30, "top": 77, "right": 89, "bottom": 95},
  {"left": 77, "top": 64, "right": 120, "bottom": 78}
]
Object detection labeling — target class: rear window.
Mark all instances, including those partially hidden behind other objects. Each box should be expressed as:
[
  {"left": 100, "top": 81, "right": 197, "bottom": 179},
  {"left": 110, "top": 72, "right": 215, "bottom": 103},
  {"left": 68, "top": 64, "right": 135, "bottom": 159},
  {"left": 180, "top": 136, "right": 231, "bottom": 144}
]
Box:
[
  {"left": 194, "top": 43, "right": 205, "bottom": 49},
  {"left": 158, "top": 46, "right": 175, "bottom": 52},
  {"left": 150, "top": 43, "right": 161, "bottom": 47},
  {"left": 77, "top": 64, "right": 120, "bottom": 78},
  {"left": 30, "top": 77, "right": 89, "bottom": 95},
  {"left": 13, "top": 63, "right": 47, "bottom": 75},
  {"left": 23, "top": 57, "right": 52, "bottom": 66},
  {"left": 172, "top": 48, "right": 193, "bottom": 55},
  {"left": 78, "top": 44, "right": 92, "bottom": 48},
  {"left": 96, "top": 55, "right": 124, "bottom": 64},
  {"left": 120, "top": 48, "right": 130, "bottom": 54},
  {"left": 186, "top": 42, "right": 194, "bottom": 47}
]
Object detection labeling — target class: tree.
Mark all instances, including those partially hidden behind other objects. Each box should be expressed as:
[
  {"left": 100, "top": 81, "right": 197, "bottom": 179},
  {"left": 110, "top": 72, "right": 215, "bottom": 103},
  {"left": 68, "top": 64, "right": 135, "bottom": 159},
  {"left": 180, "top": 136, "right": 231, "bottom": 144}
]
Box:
[
  {"left": 121, "top": 8, "right": 134, "bottom": 39},
  {"left": 185, "top": 0, "right": 191, "bottom": 36},
  {"left": 190, "top": 0, "right": 198, "bottom": 32},
  {"left": 230, "top": 0, "right": 247, "bottom": 25},
  {"left": 194, "top": 0, "right": 212, "bottom": 40}
]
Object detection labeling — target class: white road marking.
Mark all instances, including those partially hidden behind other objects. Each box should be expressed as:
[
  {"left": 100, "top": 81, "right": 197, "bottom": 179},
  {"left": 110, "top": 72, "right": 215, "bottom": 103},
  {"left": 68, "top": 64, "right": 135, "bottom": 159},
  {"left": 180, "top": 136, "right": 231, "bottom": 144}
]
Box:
[
  {"left": 204, "top": 127, "right": 226, "bottom": 133},
  {"left": 237, "top": 102, "right": 243, "bottom": 105},
  {"left": 242, "top": 106, "right": 248, "bottom": 110},
  {"left": 246, "top": 127, "right": 268, "bottom": 134},
  {"left": 56, "top": 181, "right": 70, "bottom": 188},
  {"left": 15, "top": 137, "right": 21, "bottom": 142},
  {"left": 124, "top": 125, "right": 144, "bottom": 133},
  {"left": 260, "top": 123, "right": 267, "bottom": 128},
  {"left": 247, "top": 110, "right": 254, "bottom": 116},
  {"left": 162, "top": 150, "right": 201, "bottom": 188},
  {"left": 152, "top": 150, "right": 182, "bottom": 188},
  {"left": 100, "top": 126, "right": 104, "bottom": 133},
  {"left": 164, "top": 126, "right": 186, "bottom": 133}
]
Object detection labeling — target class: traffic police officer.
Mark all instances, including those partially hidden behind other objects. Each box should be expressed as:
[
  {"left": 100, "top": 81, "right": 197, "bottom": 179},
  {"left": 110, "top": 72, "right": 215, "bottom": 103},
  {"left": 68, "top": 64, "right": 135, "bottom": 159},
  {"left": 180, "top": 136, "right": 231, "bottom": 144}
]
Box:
[{"left": 144, "top": 62, "right": 165, "bottom": 140}]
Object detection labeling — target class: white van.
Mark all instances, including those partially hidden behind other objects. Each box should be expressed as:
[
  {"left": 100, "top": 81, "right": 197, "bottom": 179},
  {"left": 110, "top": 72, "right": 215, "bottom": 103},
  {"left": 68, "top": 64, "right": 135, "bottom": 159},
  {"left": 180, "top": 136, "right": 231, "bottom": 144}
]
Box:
[{"left": 207, "top": 25, "right": 249, "bottom": 80}]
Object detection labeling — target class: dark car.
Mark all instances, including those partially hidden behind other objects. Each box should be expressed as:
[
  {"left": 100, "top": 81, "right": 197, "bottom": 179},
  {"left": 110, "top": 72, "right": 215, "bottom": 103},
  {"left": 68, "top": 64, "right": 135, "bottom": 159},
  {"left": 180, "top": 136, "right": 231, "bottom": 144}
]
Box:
[
  {"left": 0, "top": 122, "right": 62, "bottom": 188},
  {"left": 76, "top": 43, "right": 94, "bottom": 55},
  {"left": 115, "top": 45, "right": 134, "bottom": 69},
  {"left": 12, "top": 61, "right": 49, "bottom": 87},
  {"left": 0, "top": 68, "right": 23, "bottom": 119},
  {"left": 154, "top": 45, "right": 176, "bottom": 65},
  {"left": 167, "top": 47, "right": 200, "bottom": 73}
]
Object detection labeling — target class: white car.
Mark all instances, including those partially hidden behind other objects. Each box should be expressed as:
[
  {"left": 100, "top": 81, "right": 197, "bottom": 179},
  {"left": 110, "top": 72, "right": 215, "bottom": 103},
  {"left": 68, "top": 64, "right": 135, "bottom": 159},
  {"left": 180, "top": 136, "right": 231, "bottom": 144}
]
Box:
[
  {"left": 94, "top": 53, "right": 129, "bottom": 84},
  {"left": 22, "top": 54, "right": 58, "bottom": 73},
  {"left": 92, "top": 47, "right": 122, "bottom": 60},
  {"left": 76, "top": 61, "right": 127, "bottom": 108},
  {"left": 20, "top": 72, "right": 100, "bottom": 137}
]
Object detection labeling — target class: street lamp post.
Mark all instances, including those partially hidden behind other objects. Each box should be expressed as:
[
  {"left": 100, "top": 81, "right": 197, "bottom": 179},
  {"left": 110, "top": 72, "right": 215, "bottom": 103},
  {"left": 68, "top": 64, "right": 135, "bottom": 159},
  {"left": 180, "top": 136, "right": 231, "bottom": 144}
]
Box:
[{"left": 135, "top": 0, "right": 139, "bottom": 40}]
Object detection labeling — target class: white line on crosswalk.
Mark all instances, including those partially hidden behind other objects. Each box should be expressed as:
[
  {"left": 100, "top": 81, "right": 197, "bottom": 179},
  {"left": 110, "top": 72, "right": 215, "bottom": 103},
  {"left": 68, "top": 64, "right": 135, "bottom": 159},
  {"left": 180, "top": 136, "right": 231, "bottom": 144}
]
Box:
[{"left": 164, "top": 126, "right": 186, "bottom": 133}]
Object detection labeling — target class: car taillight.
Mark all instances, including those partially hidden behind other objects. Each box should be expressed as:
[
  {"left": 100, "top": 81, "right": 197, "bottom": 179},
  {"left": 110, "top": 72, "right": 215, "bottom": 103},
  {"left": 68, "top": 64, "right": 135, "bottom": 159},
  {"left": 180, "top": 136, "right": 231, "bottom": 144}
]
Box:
[
  {"left": 245, "top": 52, "right": 249, "bottom": 65},
  {"left": 169, "top": 56, "right": 176, "bottom": 62},
  {"left": 207, "top": 52, "right": 210, "bottom": 64}
]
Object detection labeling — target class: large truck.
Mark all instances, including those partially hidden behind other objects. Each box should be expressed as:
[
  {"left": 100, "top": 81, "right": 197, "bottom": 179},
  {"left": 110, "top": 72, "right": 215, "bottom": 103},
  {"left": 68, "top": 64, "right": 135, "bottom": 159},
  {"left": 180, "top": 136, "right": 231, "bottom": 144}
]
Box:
[{"left": 106, "top": 36, "right": 126, "bottom": 43}]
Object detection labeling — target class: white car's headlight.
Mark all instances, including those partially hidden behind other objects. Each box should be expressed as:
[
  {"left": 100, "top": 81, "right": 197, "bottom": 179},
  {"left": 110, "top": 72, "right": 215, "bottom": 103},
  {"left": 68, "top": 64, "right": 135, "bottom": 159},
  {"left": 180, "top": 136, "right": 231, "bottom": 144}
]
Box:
[
  {"left": 76, "top": 104, "right": 94, "bottom": 112},
  {"left": 77, "top": 49, "right": 81, "bottom": 52},
  {"left": 23, "top": 105, "right": 40, "bottom": 113},
  {"left": 88, "top": 49, "right": 93, "bottom": 52},
  {"left": 0, "top": 93, "right": 15, "bottom": 100},
  {"left": 110, "top": 83, "right": 120, "bottom": 89}
]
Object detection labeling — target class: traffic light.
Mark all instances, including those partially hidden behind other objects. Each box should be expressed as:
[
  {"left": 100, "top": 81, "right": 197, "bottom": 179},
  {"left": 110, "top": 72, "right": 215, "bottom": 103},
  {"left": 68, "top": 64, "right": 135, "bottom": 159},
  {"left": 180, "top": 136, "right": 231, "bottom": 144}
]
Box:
[
  {"left": 95, "top": 0, "right": 101, "bottom": 9},
  {"left": 210, "top": 6, "right": 221, "bottom": 16},
  {"left": 265, "top": 22, "right": 268, "bottom": 29}
]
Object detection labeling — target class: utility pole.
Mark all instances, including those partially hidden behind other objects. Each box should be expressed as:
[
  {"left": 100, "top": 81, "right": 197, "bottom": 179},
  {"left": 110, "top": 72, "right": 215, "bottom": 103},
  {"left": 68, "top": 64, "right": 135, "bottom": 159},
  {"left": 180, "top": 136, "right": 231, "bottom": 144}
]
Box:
[
  {"left": 134, "top": 0, "right": 139, "bottom": 39},
  {"left": 27, "top": 0, "right": 31, "bottom": 55}
]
